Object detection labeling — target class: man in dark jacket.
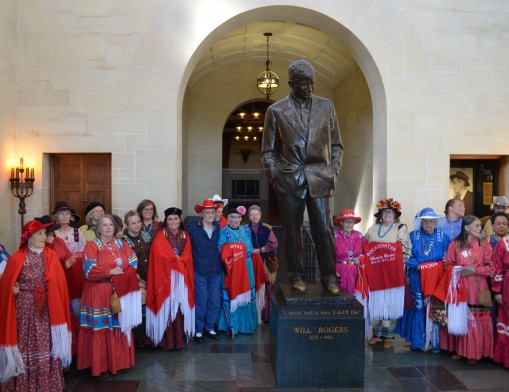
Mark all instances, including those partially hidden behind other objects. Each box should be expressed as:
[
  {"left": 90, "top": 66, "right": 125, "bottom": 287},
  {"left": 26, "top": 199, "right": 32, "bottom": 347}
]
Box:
[
  {"left": 261, "top": 60, "right": 344, "bottom": 295},
  {"left": 187, "top": 199, "right": 222, "bottom": 342}
]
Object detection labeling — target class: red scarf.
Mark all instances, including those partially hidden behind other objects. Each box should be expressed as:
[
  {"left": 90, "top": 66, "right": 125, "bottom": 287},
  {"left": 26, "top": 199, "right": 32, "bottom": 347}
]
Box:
[
  {"left": 433, "top": 265, "right": 471, "bottom": 335},
  {"left": 363, "top": 242, "right": 405, "bottom": 320},
  {"left": 47, "top": 237, "right": 85, "bottom": 300},
  {"left": 220, "top": 242, "right": 251, "bottom": 313},
  {"left": 146, "top": 228, "right": 195, "bottom": 345},
  {"left": 419, "top": 261, "right": 444, "bottom": 298},
  {"left": 0, "top": 247, "right": 71, "bottom": 384},
  {"left": 252, "top": 253, "right": 269, "bottom": 323}
]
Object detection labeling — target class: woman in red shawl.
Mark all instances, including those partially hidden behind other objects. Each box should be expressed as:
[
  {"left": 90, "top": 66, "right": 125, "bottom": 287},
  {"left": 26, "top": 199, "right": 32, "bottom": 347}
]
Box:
[
  {"left": 146, "top": 207, "right": 195, "bottom": 351},
  {"left": 0, "top": 218, "right": 71, "bottom": 391},
  {"left": 77, "top": 215, "right": 140, "bottom": 376}
]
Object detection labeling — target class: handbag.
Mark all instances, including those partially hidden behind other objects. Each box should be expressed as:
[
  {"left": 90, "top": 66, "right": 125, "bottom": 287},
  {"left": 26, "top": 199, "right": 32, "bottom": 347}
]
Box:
[
  {"left": 138, "top": 277, "right": 147, "bottom": 305},
  {"left": 465, "top": 244, "right": 493, "bottom": 308},
  {"left": 110, "top": 289, "right": 122, "bottom": 314},
  {"left": 430, "top": 296, "right": 447, "bottom": 327},
  {"left": 266, "top": 255, "right": 278, "bottom": 273},
  {"left": 34, "top": 285, "right": 47, "bottom": 310}
]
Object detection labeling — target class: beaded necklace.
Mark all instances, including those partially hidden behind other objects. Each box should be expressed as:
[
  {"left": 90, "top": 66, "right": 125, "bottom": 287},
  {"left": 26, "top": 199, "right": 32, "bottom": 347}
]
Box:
[
  {"left": 377, "top": 222, "right": 395, "bottom": 239},
  {"left": 341, "top": 229, "right": 355, "bottom": 260},
  {"left": 100, "top": 238, "right": 123, "bottom": 267},
  {"left": 166, "top": 228, "right": 184, "bottom": 255},
  {"left": 421, "top": 232, "right": 435, "bottom": 257},
  {"left": 228, "top": 225, "right": 244, "bottom": 242}
]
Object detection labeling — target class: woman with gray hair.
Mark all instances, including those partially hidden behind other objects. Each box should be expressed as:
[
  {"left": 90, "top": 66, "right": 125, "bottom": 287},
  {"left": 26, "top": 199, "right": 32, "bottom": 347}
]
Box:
[
  {"left": 247, "top": 205, "right": 278, "bottom": 323},
  {"left": 79, "top": 201, "right": 105, "bottom": 242},
  {"left": 78, "top": 215, "right": 140, "bottom": 376}
]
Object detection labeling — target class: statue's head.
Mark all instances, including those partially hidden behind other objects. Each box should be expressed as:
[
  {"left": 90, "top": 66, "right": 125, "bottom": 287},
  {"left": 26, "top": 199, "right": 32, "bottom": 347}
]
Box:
[{"left": 288, "top": 60, "right": 315, "bottom": 101}]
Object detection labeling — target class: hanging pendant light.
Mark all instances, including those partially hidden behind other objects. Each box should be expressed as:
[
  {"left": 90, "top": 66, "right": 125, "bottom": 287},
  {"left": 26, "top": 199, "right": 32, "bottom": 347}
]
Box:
[{"left": 257, "top": 32, "right": 279, "bottom": 99}]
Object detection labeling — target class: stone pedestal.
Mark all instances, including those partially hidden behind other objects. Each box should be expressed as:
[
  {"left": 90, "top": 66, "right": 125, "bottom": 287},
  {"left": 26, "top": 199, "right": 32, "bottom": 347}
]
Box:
[{"left": 270, "top": 284, "right": 364, "bottom": 389}]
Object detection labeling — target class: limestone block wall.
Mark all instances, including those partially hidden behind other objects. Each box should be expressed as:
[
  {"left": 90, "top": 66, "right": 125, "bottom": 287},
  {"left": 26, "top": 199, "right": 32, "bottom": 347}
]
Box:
[
  {"left": 334, "top": 67, "right": 374, "bottom": 233},
  {"left": 0, "top": 0, "right": 18, "bottom": 250},
  {"left": 0, "top": 0, "right": 507, "bottom": 249}
]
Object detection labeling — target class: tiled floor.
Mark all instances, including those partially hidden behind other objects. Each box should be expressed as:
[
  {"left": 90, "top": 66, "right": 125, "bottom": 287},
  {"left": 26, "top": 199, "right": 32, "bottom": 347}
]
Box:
[{"left": 63, "top": 324, "right": 509, "bottom": 392}]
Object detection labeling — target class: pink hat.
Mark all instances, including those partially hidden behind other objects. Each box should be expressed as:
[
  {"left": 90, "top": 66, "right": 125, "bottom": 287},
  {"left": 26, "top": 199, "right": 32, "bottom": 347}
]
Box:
[{"left": 334, "top": 209, "right": 361, "bottom": 226}]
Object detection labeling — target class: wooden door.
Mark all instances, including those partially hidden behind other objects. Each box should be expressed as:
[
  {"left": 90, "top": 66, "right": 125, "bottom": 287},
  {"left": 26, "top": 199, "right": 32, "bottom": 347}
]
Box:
[{"left": 50, "top": 154, "right": 111, "bottom": 223}]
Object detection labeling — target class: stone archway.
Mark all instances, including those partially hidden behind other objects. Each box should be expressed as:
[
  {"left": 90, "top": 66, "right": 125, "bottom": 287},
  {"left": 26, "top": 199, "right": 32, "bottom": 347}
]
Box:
[{"left": 181, "top": 8, "right": 385, "bottom": 225}]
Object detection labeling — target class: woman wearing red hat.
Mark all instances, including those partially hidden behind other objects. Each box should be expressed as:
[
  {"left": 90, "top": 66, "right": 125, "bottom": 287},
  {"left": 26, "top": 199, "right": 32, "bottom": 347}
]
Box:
[
  {"left": 334, "top": 209, "right": 365, "bottom": 296},
  {"left": 146, "top": 207, "right": 195, "bottom": 350},
  {"left": 0, "top": 218, "right": 71, "bottom": 390},
  {"left": 186, "top": 199, "right": 222, "bottom": 343}
]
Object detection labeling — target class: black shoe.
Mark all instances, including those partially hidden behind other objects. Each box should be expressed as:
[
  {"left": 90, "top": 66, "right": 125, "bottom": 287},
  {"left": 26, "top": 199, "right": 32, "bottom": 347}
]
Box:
[
  {"left": 203, "top": 330, "right": 221, "bottom": 340},
  {"left": 193, "top": 334, "right": 204, "bottom": 343}
]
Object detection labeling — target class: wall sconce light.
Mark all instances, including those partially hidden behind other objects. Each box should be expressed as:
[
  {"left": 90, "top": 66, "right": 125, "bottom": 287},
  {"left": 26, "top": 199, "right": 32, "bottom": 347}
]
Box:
[{"left": 9, "top": 154, "right": 35, "bottom": 229}]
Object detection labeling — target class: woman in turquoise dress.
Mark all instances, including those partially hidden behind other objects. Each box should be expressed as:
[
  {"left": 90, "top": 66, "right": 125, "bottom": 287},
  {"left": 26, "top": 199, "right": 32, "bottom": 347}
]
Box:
[
  {"left": 397, "top": 207, "right": 450, "bottom": 352},
  {"left": 217, "top": 203, "right": 258, "bottom": 335}
]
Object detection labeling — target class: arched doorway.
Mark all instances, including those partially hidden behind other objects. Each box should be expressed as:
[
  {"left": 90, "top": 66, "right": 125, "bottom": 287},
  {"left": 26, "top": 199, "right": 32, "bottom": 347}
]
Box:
[
  {"left": 221, "top": 100, "right": 280, "bottom": 223},
  {"left": 182, "top": 9, "right": 385, "bottom": 229}
]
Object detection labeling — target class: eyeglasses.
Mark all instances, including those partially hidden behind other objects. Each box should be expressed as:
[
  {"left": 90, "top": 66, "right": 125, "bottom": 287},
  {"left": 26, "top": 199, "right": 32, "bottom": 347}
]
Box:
[
  {"left": 202, "top": 211, "right": 215, "bottom": 216},
  {"left": 382, "top": 210, "right": 395, "bottom": 215},
  {"left": 142, "top": 207, "right": 154, "bottom": 212}
]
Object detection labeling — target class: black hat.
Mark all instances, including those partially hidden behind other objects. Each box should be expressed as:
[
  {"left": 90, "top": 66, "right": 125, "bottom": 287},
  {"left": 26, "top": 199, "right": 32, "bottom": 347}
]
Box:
[
  {"left": 34, "top": 215, "right": 60, "bottom": 233},
  {"left": 52, "top": 201, "right": 71, "bottom": 215},
  {"left": 70, "top": 209, "right": 81, "bottom": 225},
  {"left": 85, "top": 201, "right": 105, "bottom": 215},
  {"left": 227, "top": 203, "right": 246, "bottom": 216},
  {"left": 164, "top": 207, "right": 182, "bottom": 219},
  {"left": 450, "top": 171, "right": 470, "bottom": 187}
]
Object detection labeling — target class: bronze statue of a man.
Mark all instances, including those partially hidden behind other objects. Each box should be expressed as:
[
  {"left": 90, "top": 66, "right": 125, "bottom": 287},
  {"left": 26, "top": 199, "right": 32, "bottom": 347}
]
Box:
[{"left": 261, "top": 60, "right": 344, "bottom": 295}]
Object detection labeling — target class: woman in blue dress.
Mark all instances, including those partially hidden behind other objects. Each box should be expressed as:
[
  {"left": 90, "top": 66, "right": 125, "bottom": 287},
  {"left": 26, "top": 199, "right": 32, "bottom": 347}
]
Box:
[
  {"left": 397, "top": 207, "right": 450, "bottom": 352},
  {"left": 217, "top": 203, "right": 258, "bottom": 335}
]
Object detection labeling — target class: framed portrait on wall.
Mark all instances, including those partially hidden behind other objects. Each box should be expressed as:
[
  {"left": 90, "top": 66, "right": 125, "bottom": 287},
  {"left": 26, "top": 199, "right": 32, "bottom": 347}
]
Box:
[{"left": 449, "top": 167, "right": 474, "bottom": 215}]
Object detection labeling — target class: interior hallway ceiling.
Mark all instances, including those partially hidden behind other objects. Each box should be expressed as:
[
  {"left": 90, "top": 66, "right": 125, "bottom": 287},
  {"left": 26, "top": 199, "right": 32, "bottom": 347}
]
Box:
[{"left": 189, "top": 21, "right": 358, "bottom": 88}]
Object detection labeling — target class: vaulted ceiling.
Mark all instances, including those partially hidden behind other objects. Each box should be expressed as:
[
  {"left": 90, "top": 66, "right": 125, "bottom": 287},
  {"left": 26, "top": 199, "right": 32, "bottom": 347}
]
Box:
[{"left": 189, "top": 21, "right": 357, "bottom": 88}]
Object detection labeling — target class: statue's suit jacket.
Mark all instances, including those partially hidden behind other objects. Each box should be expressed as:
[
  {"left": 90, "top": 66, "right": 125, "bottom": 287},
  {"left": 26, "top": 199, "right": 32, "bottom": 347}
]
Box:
[{"left": 261, "top": 94, "right": 344, "bottom": 199}]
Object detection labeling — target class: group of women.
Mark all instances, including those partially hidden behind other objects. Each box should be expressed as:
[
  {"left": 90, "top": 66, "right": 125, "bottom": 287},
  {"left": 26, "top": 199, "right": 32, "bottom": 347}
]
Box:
[
  {"left": 334, "top": 197, "right": 509, "bottom": 368},
  {"left": 0, "top": 195, "right": 277, "bottom": 391}
]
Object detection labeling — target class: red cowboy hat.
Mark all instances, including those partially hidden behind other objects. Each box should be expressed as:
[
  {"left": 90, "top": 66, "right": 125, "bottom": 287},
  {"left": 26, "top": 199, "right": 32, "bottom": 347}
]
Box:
[
  {"left": 194, "top": 199, "right": 219, "bottom": 214},
  {"left": 334, "top": 209, "right": 361, "bottom": 226},
  {"left": 19, "top": 219, "right": 56, "bottom": 249}
]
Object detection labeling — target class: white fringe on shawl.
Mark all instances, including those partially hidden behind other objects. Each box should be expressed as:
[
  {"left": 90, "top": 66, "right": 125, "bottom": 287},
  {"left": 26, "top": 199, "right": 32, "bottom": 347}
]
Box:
[
  {"left": 118, "top": 290, "right": 142, "bottom": 346},
  {"left": 424, "top": 298, "right": 433, "bottom": 351},
  {"left": 368, "top": 286, "right": 405, "bottom": 321},
  {"left": 50, "top": 323, "right": 72, "bottom": 367},
  {"left": 229, "top": 290, "right": 251, "bottom": 314},
  {"left": 255, "top": 285, "right": 266, "bottom": 325},
  {"left": 145, "top": 270, "right": 195, "bottom": 346},
  {"left": 0, "top": 346, "right": 26, "bottom": 384},
  {"left": 447, "top": 266, "right": 476, "bottom": 336},
  {"left": 354, "top": 289, "right": 371, "bottom": 339}
]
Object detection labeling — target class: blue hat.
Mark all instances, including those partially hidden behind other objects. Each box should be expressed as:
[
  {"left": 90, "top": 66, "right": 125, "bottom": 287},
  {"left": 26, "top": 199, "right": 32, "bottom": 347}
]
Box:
[{"left": 413, "top": 207, "right": 442, "bottom": 230}]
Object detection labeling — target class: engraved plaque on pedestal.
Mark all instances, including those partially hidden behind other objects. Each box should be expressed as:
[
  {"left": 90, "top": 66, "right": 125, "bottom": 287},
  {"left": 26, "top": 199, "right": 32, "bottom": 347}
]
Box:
[{"left": 270, "top": 284, "right": 365, "bottom": 388}]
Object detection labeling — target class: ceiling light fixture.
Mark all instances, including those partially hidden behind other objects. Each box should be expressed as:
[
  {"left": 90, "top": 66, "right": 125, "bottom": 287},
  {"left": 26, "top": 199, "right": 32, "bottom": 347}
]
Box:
[{"left": 256, "top": 32, "right": 279, "bottom": 99}]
